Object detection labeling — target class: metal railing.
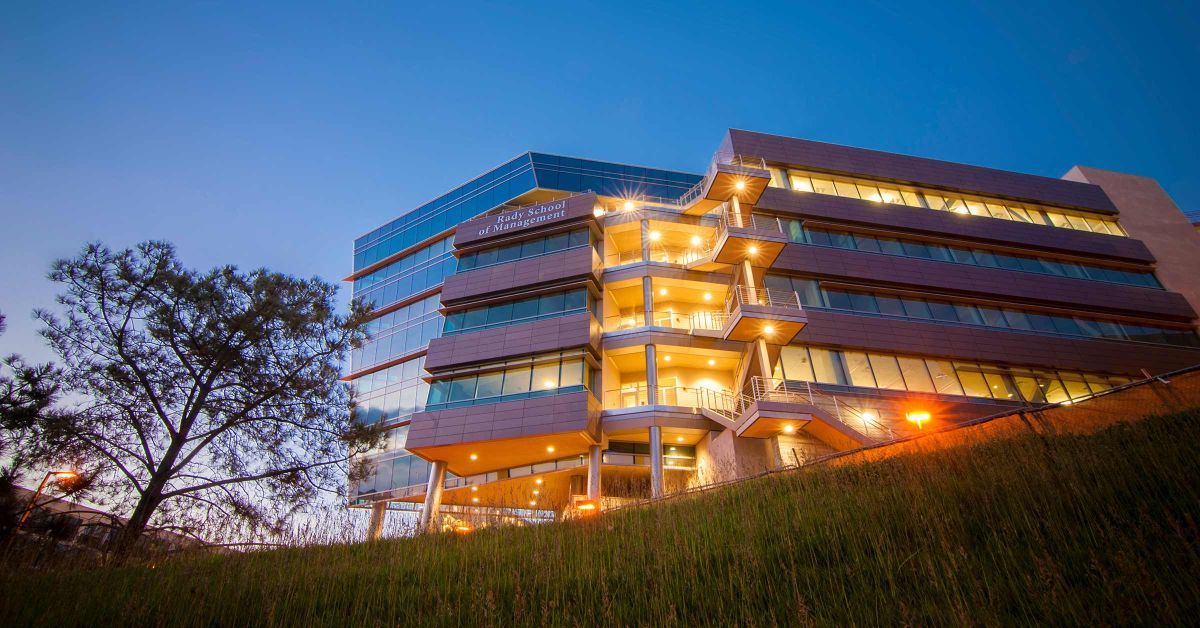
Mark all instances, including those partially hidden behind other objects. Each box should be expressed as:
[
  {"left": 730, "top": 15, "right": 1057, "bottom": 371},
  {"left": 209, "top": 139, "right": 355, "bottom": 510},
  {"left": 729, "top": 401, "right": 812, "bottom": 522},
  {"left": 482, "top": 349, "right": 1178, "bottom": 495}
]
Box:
[
  {"left": 716, "top": 202, "right": 785, "bottom": 233},
  {"left": 602, "top": 310, "right": 728, "bottom": 334},
  {"left": 603, "top": 384, "right": 743, "bottom": 414},
  {"left": 749, "top": 377, "right": 895, "bottom": 439},
  {"left": 726, "top": 285, "right": 803, "bottom": 312},
  {"left": 676, "top": 153, "right": 769, "bottom": 209}
]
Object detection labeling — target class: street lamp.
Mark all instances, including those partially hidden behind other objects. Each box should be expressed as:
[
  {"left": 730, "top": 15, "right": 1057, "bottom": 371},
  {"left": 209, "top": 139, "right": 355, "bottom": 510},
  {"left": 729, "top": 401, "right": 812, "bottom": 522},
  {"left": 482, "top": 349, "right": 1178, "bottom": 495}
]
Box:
[{"left": 16, "top": 470, "right": 78, "bottom": 532}]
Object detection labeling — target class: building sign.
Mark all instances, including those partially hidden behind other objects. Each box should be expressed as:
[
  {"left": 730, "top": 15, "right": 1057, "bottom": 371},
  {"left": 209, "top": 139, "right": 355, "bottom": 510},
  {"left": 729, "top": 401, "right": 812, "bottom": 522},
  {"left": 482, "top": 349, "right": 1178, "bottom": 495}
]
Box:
[{"left": 455, "top": 193, "right": 598, "bottom": 247}]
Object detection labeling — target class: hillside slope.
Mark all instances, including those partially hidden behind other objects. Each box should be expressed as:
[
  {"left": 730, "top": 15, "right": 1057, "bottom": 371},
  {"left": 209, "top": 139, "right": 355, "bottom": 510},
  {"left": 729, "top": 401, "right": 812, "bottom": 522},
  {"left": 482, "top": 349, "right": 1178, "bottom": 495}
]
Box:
[{"left": 4, "top": 409, "right": 1200, "bottom": 626}]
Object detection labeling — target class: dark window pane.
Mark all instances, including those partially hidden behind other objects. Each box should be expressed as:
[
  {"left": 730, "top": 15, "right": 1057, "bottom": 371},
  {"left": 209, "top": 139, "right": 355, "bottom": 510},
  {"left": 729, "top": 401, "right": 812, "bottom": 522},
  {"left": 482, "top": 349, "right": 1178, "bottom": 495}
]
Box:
[
  {"left": 996, "top": 254, "right": 1024, "bottom": 271},
  {"left": 901, "top": 241, "right": 934, "bottom": 258},
  {"left": 496, "top": 243, "right": 521, "bottom": 263},
  {"left": 487, "top": 302, "right": 513, "bottom": 325},
  {"left": 476, "top": 248, "right": 497, "bottom": 267},
  {"left": 564, "top": 289, "right": 586, "bottom": 310},
  {"left": 512, "top": 297, "right": 539, "bottom": 320},
  {"left": 973, "top": 250, "right": 999, "bottom": 268},
  {"left": 1002, "top": 309, "right": 1032, "bottom": 330},
  {"left": 849, "top": 292, "right": 879, "bottom": 313},
  {"left": 877, "top": 238, "right": 904, "bottom": 255},
  {"left": 807, "top": 228, "right": 833, "bottom": 246},
  {"left": 463, "top": 307, "right": 488, "bottom": 329},
  {"left": 545, "top": 232, "right": 569, "bottom": 252},
  {"left": 876, "top": 295, "right": 906, "bottom": 316},
  {"left": 1026, "top": 313, "right": 1058, "bottom": 333},
  {"left": 949, "top": 247, "right": 975, "bottom": 264},
  {"left": 1051, "top": 316, "right": 1082, "bottom": 335},
  {"left": 928, "top": 301, "right": 959, "bottom": 322},
  {"left": 825, "top": 290, "right": 853, "bottom": 310},
  {"left": 855, "top": 234, "right": 881, "bottom": 253},
  {"left": 539, "top": 292, "right": 566, "bottom": 314},
  {"left": 443, "top": 311, "right": 463, "bottom": 332},
  {"left": 448, "top": 376, "right": 477, "bottom": 401},
  {"left": 521, "top": 238, "right": 546, "bottom": 257},
  {"left": 568, "top": 228, "right": 589, "bottom": 247},
  {"left": 828, "top": 231, "right": 855, "bottom": 249},
  {"left": 954, "top": 304, "right": 983, "bottom": 325},
  {"left": 902, "top": 299, "right": 932, "bottom": 319}
]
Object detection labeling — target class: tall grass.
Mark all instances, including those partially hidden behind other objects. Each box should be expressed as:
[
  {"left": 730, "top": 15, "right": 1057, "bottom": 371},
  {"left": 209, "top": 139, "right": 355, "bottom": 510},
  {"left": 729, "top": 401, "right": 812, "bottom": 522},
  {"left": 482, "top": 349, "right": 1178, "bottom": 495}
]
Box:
[{"left": 4, "top": 409, "right": 1199, "bottom": 626}]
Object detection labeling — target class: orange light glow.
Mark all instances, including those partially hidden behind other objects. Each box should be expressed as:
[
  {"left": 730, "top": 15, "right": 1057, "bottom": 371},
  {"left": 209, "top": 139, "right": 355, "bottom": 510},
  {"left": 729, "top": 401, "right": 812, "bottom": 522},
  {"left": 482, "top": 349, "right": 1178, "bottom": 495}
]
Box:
[
  {"left": 763, "top": 325, "right": 775, "bottom": 335},
  {"left": 453, "top": 522, "right": 474, "bottom": 534},
  {"left": 649, "top": 230, "right": 661, "bottom": 241},
  {"left": 906, "top": 410, "right": 931, "bottom": 429},
  {"left": 546, "top": 446, "right": 555, "bottom": 453},
  {"left": 576, "top": 499, "right": 600, "bottom": 513},
  {"left": 690, "top": 235, "right": 702, "bottom": 247},
  {"left": 747, "top": 245, "right": 759, "bottom": 255},
  {"left": 735, "top": 180, "right": 747, "bottom": 191},
  {"left": 702, "top": 292, "right": 712, "bottom": 301},
  {"left": 623, "top": 200, "right": 635, "bottom": 212},
  {"left": 593, "top": 207, "right": 606, "bottom": 218},
  {"left": 469, "top": 453, "right": 478, "bottom": 461}
]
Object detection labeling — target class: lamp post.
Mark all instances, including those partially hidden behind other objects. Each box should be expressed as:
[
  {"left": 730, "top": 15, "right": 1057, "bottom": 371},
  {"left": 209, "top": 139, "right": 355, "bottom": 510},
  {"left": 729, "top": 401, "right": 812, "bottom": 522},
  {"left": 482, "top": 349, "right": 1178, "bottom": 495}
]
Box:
[{"left": 15, "top": 470, "right": 78, "bottom": 532}]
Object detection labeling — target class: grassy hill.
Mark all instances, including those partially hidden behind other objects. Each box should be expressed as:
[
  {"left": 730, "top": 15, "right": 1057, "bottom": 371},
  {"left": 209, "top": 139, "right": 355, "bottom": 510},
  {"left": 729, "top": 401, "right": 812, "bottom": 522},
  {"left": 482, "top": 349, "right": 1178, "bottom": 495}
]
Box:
[{"left": 4, "top": 409, "right": 1200, "bottom": 626}]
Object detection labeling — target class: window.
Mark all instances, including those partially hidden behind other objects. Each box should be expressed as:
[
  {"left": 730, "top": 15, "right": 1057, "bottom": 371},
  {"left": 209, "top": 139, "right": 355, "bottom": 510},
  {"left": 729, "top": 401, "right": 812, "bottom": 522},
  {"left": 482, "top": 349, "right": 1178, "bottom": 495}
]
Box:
[
  {"left": 808, "top": 348, "right": 847, "bottom": 385},
  {"left": 779, "top": 346, "right": 816, "bottom": 381},
  {"left": 843, "top": 351, "right": 876, "bottom": 388},
  {"left": 926, "top": 360, "right": 964, "bottom": 396},
  {"left": 868, "top": 355, "right": 906, "bottom": 390},
  {"left": 953, "top": 364, "right": 991, "bottom": 398},
  {"left": 458, "top": 228, "right": 590, "bottom": 272},
  {"left": 427, "top": 352, "right": 592, "bottom": 410},
  {"left": 897, "top": 357, "right": 935, "bottom": 392},
  {"left": 444, "top": 288, "right": 589, "bottom": 335}
]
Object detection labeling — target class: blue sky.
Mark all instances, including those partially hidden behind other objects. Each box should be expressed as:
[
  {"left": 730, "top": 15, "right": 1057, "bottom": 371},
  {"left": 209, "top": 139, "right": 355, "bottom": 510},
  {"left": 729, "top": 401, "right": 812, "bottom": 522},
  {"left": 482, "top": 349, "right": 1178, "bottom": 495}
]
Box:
[{"left": 3, "top": 1, "right": 1198, "bottom": 362}]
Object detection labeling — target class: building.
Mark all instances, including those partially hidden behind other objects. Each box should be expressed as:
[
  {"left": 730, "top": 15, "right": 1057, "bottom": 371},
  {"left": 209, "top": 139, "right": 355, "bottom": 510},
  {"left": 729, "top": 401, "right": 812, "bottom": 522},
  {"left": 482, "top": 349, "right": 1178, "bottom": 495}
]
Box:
[{"left": 344, "top": 130, "right": 1200, "bottom": 535}]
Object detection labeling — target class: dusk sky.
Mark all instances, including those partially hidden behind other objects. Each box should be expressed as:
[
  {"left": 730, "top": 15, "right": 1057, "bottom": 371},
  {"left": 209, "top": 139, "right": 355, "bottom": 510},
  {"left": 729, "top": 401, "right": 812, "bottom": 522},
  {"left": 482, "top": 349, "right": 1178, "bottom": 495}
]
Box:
[{"left": 3, "top": 1, "right": 1198, "bottom": 363}]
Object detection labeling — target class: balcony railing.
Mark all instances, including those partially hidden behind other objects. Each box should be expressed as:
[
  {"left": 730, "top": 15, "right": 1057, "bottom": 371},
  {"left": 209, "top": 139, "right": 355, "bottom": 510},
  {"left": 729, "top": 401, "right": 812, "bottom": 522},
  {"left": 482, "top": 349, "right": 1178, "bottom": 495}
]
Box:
[
  {"left": 676, "top": 153, "right": 769, "bottom": 209},
  {"left": 726, "top": 286, "right": 803, "bottom": 312},
  {"left": 749, "top": 377, "right": 894, "bottom": 439},
  {"left": 717, "top": 202, "right": 786, "bottom": 233},
  {"left": 603, "top": 385, "right": 738, "bottom": 412},
  {"left": 603, "top": 310, "right": 728, "bottom": 334}
]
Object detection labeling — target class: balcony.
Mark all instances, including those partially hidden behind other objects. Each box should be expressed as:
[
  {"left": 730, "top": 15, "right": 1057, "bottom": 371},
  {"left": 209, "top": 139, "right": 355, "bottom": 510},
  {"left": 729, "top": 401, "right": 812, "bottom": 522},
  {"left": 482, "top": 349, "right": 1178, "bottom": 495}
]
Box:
[
  {"left": 722, "top": 285, "right": 808, "bottom": 343},
  {"left": 711, "top": 204, "right": 789, "bottom": 266},
  {"left": 603, "top": 310, "right": 728, "bottom": 337},
  {"left": 681, "top": 153, "right": 774, "bottom": 214}
]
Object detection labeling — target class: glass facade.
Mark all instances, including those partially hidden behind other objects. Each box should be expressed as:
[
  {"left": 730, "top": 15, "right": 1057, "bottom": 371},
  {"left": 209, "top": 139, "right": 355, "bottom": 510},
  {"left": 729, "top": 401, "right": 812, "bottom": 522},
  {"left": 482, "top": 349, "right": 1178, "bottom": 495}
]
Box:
[
  {"left": 352, "top": 356, "right": 430, "bottom": 427},
  {"left": 443, "top": 288, "right": 593, "bottom": 336},
  {"left": 780, "top": 219, "right": 1160, "bottom": 289},
  {"left": 351, "top": 295, "right": 443, "bottom": 373},
  {"left": 766, "top": 275, "right": 1200, "bottom": 348},
  {"left": 774, "top": 345, "right": 1132, "bottom": 403},
  {"left": 771, "top": 167, "right": 1127, "bottom": 236},
  {"left": 426, "top": 350, "right": 596, "bottom": 412},
  {"left": 354, "top": 154, "right": 702, "bottom": 273},
  {"left": 457, "top": 227, "right": 592, "bottom": 272}
]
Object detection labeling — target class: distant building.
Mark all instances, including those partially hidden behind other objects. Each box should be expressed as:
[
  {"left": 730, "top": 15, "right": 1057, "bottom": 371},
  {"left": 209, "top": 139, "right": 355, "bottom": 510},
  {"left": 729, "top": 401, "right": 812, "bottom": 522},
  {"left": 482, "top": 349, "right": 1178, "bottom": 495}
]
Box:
[{"left": 345, "top": 130, "right": 1200, "bottom": 535}]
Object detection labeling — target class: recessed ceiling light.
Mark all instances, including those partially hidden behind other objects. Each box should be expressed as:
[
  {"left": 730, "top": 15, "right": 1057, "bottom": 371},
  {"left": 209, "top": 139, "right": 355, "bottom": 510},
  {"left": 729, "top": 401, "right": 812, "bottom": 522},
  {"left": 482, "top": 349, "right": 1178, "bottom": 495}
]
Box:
[
  {"left": 783, "top": 425, "right": 795, "bottom": 434},
  {"left": 546, "top": 446, "right": 555, "bottom": 453},
  {"left": 663, "top": 355, "right": 671, "bottom": 362},
  {"left": 676, "top": 436, "right": 685, "bottom": 443},
  {"left": 649, "top": 231, "right": 662, "bottom": 241},
  {"left": 471, "top": 486, "right": 478, "bottom": 492},
  {"left": 623, "top": 201, "right": 635, "bottom": 211},
  {"left": 659, "top": 288, "right": 668, "bottom": 296},
  {"left": 535, "top": 478, "right": 543, "bottom": 485},
  {"left": 690, "top": 235, "right": 702, "bottom": 246},
  {"left": 703, "top": 292, "right": 712, "bottom": 301},
  {"left": 469, "top": 453, "right": 478, "bottom": 461},
  {"left": 735, "top": 180, "right": 747, "bottom": 191},
  {"left": 748, "top": 246, "right": 759, "bottom": 255},
  {"left": 472, "top": 497, "right": 480, "bottom": 503},
  {"left": 708, "top": 359, "right": 716, "bottom": 366}
]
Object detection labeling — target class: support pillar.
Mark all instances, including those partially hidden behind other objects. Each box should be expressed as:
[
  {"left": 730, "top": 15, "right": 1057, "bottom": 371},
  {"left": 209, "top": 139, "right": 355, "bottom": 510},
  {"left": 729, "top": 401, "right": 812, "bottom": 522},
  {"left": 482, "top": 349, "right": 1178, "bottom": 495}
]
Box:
[
  {"left": 645, "top": 344, "right": 658, "bottom": 406},
  {"left": 756, "top": 338, "right": 773, "bottom": 382},
  {"left": 587, "top": 444, "right": 602, "bottom": 500},
  {"left": 367, "top": 502, "right": 387, "bottom": 541},
  {"left": 642, "top": 275, "right": 654, "bottom": 327},
  {"left": 649, "top": 425, "right": 664, "bottom": 499},
  {"left": 418, "top": 460, "right": 447, "bottom": 533},
  {"left": 730, "top": 196, "right": 744, "bottom": 227},
  {"left": 640, "top": 219, "right": 651, "bottom": 262}
]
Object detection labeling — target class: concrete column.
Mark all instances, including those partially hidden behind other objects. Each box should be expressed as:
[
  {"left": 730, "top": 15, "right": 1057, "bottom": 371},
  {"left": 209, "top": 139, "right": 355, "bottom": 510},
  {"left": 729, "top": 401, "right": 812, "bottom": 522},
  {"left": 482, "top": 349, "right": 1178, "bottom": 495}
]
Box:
[
  {"left": 730, "top": 196, "right": 743, "bottom": 227},
  {"left": 640, "top": 219, "right": 651, "bottom": 262},
  {"left": 740, "top": 260, "right": 756, "bottom": 288},
  {"left": 756, "top": 338, "right": 773, "bottom": 381},
  {"left": 649, "top": 425, "right": 664, "bottom": 498},
  {"left": 645, "top": 344, "right": 658, "bottom": 406},
  {"left": 367, "top": 502, "right": 387, "bottom": 541},
  {"left": 587, "top": 444, "right": 602, "bottom": 500},
  {"left": 418, "top": 460, "right": 447, "bottom": 533},
  {"left": 642, "top": 275, "right": 653, "bottom": 327}
]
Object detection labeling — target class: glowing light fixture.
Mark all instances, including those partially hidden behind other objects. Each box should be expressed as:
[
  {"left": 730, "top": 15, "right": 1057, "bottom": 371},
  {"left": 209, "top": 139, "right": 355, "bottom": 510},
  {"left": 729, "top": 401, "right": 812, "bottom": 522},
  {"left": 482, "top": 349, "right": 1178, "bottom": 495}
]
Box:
[
  {"left": 471, "top": 486, "right": 478, "bottom": 492},
  {"left": 454, "top": 522, "right": 474, "bottom": 534},
  {"left": 906, "top": 410, "right": 931, "bottom": 429},
  {"left": 860, "top": 410, "right": 878, "bottom": 421},
  {"left": 543, "top": 379, "right": 556, "bottom": 388},
  {"left": 469, "top": 453, "right": 478, "bottom": 461},
  {"left": 690, "top": 235, "right": 702, "bottom": 247},
  {"left": 763, "top": 325, "right": 775, "bottom": 335},
  {"left": 649, "top": 230, "right": 662, "bottom": 241},
  {"left": 472, "top": 497, "right": 480, "bottom": 503},
  {"left": 623, "top": 200, "right": 635, "bottom": 212},
  {"left": 663, "top": 355, "right": 671, "bottom": 362},
  {"left": 735, "top": 180, "right": 747, "bottom": 191},
  {"left": 676, "top": 436, "right": 685, "bottom": 443},
  {"left": 659, "top": 287, "right": 668, "bottom": 296},
  {"left": 703, "top": 292, "right": 712, "bottom": 301},
  {"left": 707, "top": 359, "right": 716, "bottom": 366},
  {"left": 748, "top": 245, "right": 759, "bottom": 255},
  {"left": 529, "top": 500, "right": 537, "bottom": 507},
  {"left": 533, "top": 489, "right": 540, "bottom": 496},
  {"left": 576, "top": 499, "right": 599, "bottom": 513},
  {"left": 783, "top": 424, "right": 796, "bottom": 434},
  {"left": 593, "top": 207, "right": 606, "bottom": 218},
  {"left": 535, "top": 478, "right": 543, "bottom": 485},
  {"left": 546, "top": 446, "right": 555, "bottom": 453}
]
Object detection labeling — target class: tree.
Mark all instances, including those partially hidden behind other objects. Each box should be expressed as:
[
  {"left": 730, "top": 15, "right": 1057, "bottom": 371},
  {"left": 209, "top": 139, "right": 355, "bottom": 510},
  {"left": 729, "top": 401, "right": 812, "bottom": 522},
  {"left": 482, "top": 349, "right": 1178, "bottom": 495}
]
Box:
[{"left": 28, "top": 241, "right": 379, "bottom": 554}]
